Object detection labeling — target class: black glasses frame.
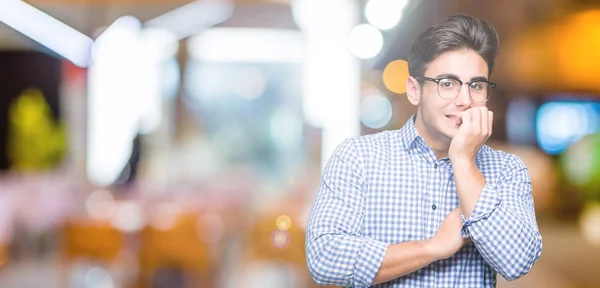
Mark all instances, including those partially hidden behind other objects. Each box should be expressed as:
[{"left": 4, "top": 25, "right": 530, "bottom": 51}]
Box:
[{"left": 416, "top": 76, "right": 496, "bottom": 103}]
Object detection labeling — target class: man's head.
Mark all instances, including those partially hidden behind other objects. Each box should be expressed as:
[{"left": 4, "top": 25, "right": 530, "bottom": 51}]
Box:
[{"left": 406, "top": 14, "right": 499, "bottom": 146}]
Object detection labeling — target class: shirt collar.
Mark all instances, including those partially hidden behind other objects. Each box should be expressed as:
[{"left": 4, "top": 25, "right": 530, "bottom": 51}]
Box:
[{"left": 399, "top": 114, "right": 422, "bottom": 151}]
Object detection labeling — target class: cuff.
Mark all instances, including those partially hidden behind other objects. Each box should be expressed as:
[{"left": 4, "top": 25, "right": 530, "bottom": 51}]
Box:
[
  {"left": 461, "top": 183, "right": 501, "bottom": 238},
  {"left": 354, "top": 238, "right": 388, "bottom": 287}
]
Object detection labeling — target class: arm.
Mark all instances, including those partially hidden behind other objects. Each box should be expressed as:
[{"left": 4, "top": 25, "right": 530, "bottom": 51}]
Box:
[
  {"left": 372, "top": 208, "right": 468, "bottom": 285},
  {"left": 452, "top": 156, "right": 485, "bottom": 218},
  {"left": 306, "top": 139, "right": 461, "bottom": 287},
  {"left": 305, "top": 139, "right": 386, "bottom": 287},
  {"left": 371, "top": 240, "right": 438, "bottom": 285},
  {"left": 452, "top": 155, "right": 543, "bottom": 280}
]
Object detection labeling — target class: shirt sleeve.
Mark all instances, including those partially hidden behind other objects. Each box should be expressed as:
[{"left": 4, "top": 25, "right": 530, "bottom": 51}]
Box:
[
  {"left": 305, "top": 138, "right": 388, "bottom": 287},
  {"left": 460, "top": 154, "right": 543, "bottom": 281}
]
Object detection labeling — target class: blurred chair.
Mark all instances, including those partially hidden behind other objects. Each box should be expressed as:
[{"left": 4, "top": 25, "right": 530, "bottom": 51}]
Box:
[
  {"left": 60, "top": 220, "right": 124, "bottom": 287},
  {"left": 248, "top": 214, "right": 306, "bottom": 266},
  {"left": 136, "top": 212, "right": 215, "bottom": 288},
  {"left": 238, "top": 210, "right": 335, "bottom": 288}
]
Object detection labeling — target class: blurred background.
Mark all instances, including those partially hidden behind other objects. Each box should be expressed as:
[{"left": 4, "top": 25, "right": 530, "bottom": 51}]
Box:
[{"left": 0, "top": 0, "right": 599, "bottom": 287}]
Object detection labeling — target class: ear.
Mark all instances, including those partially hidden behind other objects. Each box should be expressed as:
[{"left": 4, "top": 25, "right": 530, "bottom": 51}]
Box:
[{"left": 406, "top": 76, "right": 420, "bottom": 106}]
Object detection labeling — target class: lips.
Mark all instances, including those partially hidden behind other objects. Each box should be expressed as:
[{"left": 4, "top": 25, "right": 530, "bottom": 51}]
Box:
[
  {"left": 445, "top": 115, "right": 457, "bottom": 120},
  {"left": 445, "top": 114, "right": 462, "bottom": 125}
]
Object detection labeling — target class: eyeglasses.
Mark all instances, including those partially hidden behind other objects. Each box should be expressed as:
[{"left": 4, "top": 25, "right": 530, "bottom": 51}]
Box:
[{"left": 416, "top": 76, "right": 496, "bottom": 103}]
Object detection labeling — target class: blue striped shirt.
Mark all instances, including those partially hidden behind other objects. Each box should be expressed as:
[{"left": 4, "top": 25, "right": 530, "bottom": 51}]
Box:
[{"left": 305, "top": 116, "right": 543, "bottom": 287}]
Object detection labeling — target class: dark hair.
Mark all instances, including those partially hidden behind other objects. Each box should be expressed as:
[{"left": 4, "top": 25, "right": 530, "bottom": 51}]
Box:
[{"left": 408, "top": 14, "right": 500, "bottom": 78}]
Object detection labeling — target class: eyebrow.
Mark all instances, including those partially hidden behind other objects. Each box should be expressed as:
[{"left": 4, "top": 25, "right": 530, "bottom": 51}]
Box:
[{"left": 434, "top": 73, "right": 489, "bottom": 82}]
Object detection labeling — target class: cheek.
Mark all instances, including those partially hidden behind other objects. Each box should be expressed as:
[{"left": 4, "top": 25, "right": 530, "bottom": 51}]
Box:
[
  {"left": 423, "top": 96, "right": 451, "bottom": 113},
  {"left": 421, "top": 88, "right": 442, "bottom": 109},
  {"left": 421, "top": 88, "right": 454, "bottom": 119}
]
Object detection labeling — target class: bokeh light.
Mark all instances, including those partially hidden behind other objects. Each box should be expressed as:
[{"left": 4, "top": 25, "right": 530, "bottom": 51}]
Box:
[
  {"left": 110, "top": 202, "right": 144, "bottom": 233},
  {"left": 382, "top": 59, "right": 409, "bottom": 94},
  {"left": 365, "top": 0, "right": 407, "bottom": 30},
  {"left": 348, "top": 24, "right": 383, "bottom": 59},
  {"left": 84, "top": 266, "right": 114, "bottom": 288},
  {"left": 276, "top": 215, "right": 292, "bottom": 231},
  {"left": 85, "top": 189, "right": 116, "bottom": 220},
  {"left": 270, "top": 230, "right": 290, "bottom": 249},
  {"left": 536, "top": 101, "right": 600, "bottom": 155},
  {"left": 360, "top": 94, "right": 393, "bottom": 129}
]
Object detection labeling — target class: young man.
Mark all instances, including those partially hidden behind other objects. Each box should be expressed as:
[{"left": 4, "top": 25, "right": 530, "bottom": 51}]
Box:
[{"left": 305, "top": 14, "right": 542, "bottom": 287}]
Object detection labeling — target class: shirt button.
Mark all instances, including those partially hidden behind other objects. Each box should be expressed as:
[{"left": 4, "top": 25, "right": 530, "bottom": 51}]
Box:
[
  {"left": 433, "top": 163, "right": 438, "bottom": 169},
  {"left": 432, "top": 204, "right": 437, "bottom": 210}
]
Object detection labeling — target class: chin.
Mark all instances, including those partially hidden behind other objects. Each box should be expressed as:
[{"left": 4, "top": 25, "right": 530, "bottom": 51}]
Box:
[
  {"left": 445, "top": 130, "right": 457, "bottom": 140},
  {"left": 439, "top": 119, "right": 458, "bottom": 139}
]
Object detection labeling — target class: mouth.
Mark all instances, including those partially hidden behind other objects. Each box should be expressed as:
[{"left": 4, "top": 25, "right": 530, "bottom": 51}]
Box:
[{"left": 445, "top": 114, "right": 462, "bottom": 125}]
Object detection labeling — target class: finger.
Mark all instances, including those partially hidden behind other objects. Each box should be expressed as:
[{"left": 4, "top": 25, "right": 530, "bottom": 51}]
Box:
[
  {"left": 456, "top": 111, "right": 464, "bottom": 126},
  {"left": 470, "top": 108, "right": 481, "bottom": 134},
  {"left": 480, "top": 107, "right": 488, "bottom": 136},
  {"left": 488, "top": 111, "right": 494, "bottom": 137},
  {"left": 460, "top": 111, "right": 471, "bottom": 130}
]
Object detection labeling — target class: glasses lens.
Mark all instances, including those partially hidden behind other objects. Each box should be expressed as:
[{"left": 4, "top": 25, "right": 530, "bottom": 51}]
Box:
[
  {"left": 437, "top": 79, "right": 461, "bottom": 99},
  {"left": 469, "top": 81, "right": 491, "bottom": 102}
]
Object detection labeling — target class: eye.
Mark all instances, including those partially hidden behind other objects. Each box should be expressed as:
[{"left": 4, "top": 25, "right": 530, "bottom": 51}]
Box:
[
  {"left": 470, "top": 82, "right": 484, "bottom": 91},
  {"left": 439, "top": 79, "right": 456, "bottom": 89}
]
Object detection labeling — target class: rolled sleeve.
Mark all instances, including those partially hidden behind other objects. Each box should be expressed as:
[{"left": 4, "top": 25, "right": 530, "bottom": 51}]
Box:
[
  {"left": 460, "top": 183, "right": 501, "bottom": 238},
  {"left": 354, "top": 238, "right": 388, "bottom": 286}
]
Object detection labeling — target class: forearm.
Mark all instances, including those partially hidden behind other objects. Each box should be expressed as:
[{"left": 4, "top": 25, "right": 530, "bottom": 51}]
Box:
[
  {"left": 453, "top": 158, "right": 543, "bottom": 280},
  {"left": 372, "top": 239, "right": 439, "bottom": 285},
  {"left": 452, "top": 158, "right": 485, "bottom": 218}
]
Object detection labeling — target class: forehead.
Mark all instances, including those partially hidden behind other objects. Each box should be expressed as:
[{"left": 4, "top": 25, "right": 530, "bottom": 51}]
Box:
[{"left": 424, "top": 49, "right": 489, "bottom": 79}]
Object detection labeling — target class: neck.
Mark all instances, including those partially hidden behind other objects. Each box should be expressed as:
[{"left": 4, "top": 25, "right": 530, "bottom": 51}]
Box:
[{"left": 413, "top": 114, "right": 450, "bottom": 160}]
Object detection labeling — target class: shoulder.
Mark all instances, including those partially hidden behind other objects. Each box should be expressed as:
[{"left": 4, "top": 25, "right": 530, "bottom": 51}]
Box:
[
  {"left": 478, "top": 145, "right": 530, "bottom": 179},
  {"left": 333, "top": 130, "right": 399, "bottom": 164}
]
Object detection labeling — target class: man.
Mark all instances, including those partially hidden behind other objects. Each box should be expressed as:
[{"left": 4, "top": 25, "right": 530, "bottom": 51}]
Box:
[{"left": 305, "top": 14, "right": 542, "bottom": 287}]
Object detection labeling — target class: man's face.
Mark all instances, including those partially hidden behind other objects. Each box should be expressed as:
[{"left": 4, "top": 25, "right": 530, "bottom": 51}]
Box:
[{"left": 412, "top": 49, "right": 490, "bottom": 142}]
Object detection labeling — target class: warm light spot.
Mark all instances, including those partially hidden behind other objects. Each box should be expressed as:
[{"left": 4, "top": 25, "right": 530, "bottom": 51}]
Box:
[
  {"left": 270, "top": 230, "right": 290, "bottom": 249},
  {"left": 382, "top": 60, "right": 409, "bottom": 94},
  {"left": 276, "top": 215, "right": 292, "bottom": 231}
]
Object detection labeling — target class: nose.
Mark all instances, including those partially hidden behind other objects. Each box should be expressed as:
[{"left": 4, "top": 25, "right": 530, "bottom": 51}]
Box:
[{"left": 455, "top": 83, "right": 472, "bottom": 108}]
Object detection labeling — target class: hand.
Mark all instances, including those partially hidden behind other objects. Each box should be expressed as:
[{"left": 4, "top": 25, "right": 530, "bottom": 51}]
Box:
[
  {"left": 428, "top": 208, "right": 470, "bottom": 260},
  {"left": 449, "top": 107, "right": 493, "bottom": 162}
]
